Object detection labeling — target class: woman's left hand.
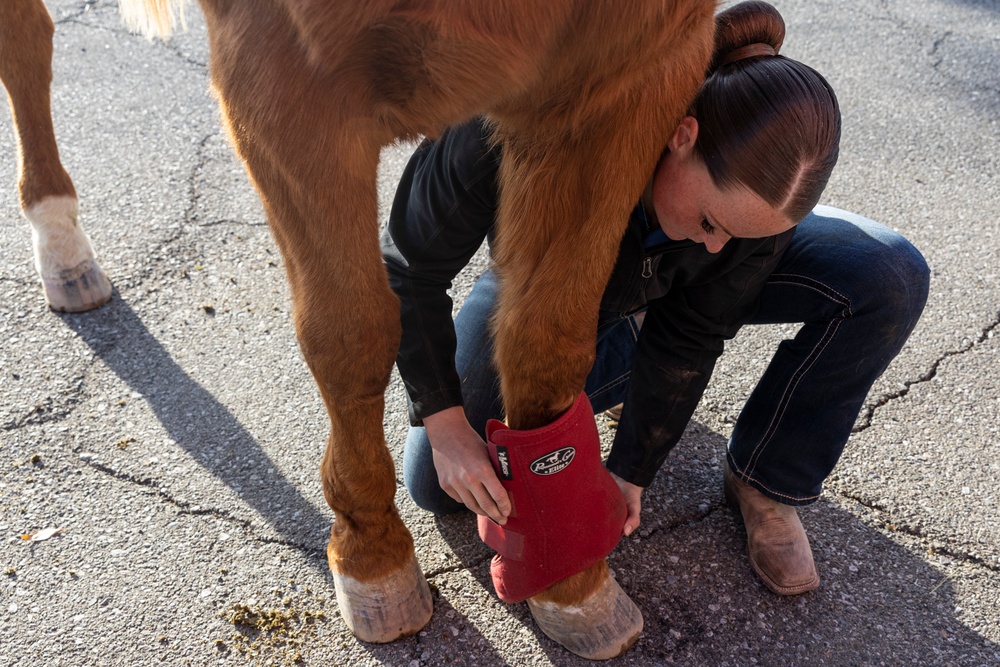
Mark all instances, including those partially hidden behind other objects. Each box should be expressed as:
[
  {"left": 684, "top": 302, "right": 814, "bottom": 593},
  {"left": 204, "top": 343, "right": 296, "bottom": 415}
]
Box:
[{"left": 610, "top": 472, "right": 643, "bottom": 536}]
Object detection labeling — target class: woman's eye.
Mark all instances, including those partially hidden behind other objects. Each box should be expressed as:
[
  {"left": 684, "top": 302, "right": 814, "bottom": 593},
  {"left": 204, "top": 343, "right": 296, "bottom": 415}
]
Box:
[{"left": 701, "top": 219, "right": 715, "bottom": 234}]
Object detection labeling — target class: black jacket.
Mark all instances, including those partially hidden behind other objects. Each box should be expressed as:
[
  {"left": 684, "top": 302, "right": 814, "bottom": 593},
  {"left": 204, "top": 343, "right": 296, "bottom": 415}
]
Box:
[{"left": 381, "top": 119, "right": 794, "bottom": 487}]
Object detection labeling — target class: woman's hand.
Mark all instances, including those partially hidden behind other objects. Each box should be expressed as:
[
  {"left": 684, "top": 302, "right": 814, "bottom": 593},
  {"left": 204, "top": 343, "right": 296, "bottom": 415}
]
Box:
[
  {"left": 423, "top": 407, "right": 511, "bottom": 525},
  {"left": 610, "top": 471, "right": 643, "bottom": 536}
]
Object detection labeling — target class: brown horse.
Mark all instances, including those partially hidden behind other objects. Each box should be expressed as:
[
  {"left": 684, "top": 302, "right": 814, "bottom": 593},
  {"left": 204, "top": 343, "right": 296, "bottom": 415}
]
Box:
[
  {"left": 1, "top": 0, "right": 113, "bottom": 313},
  {"left": 10, "top": 0, "right": 716, "bottom": 658}
]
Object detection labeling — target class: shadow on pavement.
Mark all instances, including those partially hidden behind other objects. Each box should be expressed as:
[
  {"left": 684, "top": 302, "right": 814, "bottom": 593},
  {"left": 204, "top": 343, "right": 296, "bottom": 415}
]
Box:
[
  {"left": 54, "top": 292, "right": 999, "bottom": 663},
  {"left": 61, "top": 293, "right": 332, "bottom": 564},
  {"left": 429, "top": 419, "right": 1000, "bottom": 664},
  {"left": 61, "top": 295, "right": 516, "bottom": 663},
  {"left": 359, "top": 591, "right": 512, "bottom": 667}
]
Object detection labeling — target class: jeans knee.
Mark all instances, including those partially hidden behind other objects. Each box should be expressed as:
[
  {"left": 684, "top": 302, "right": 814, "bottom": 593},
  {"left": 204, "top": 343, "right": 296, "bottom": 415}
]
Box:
[
  {"left": 878, "top": 236, "right": 930, "bottom": 326},
  {"left": 402, "top": 479, "right": 443, "bottom": 514},
  {"left": 403, "top": 469, "right": 464, "bottom": 515},
  {"left": 853, "top": 236, "right": 930, "bottom": 351}
]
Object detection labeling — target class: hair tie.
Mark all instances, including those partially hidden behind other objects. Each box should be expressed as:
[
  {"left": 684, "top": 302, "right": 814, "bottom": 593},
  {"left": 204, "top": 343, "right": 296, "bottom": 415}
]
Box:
[{"left": 720, "top": 43, "right": 777, "bottom": 66}]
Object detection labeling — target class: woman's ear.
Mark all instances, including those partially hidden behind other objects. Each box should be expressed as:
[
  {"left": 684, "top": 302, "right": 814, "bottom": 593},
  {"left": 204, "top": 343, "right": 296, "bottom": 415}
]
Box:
[{"left": 667, "top": 116, "right": 699, "bottom": 154}]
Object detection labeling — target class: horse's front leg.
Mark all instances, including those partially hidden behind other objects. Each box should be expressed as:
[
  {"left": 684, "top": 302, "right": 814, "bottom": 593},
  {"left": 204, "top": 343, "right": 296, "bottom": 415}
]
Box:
[
  {"left": 277, "top": 165, "right": 432, "bottom": 641},
  {"left": 216, "top": 99, "right": 432, "bottom": 639},
  {"left": 489, "top": 121, "right": 670, "bottom": 659},
  {"left": 0, "top": 0, "right": 111, "bottom": 312}
]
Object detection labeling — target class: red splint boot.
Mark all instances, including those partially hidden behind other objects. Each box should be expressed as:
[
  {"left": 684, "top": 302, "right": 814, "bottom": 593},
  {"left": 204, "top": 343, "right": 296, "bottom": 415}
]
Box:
[{"left": 477, "top": 392, "right": 626, "bottom": 603}]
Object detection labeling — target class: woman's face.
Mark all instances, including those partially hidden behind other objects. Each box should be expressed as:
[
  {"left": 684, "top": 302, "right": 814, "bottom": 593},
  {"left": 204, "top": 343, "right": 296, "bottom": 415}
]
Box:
[{"left": 649, "top": 117, "right": 796, "bottom": 254}]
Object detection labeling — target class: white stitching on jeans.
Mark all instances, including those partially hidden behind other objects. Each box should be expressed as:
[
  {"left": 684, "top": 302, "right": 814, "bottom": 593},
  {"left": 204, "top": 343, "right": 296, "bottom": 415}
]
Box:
[
  {"left": 589, "top": 372, "right": 631, "bottom": 399},
  {"left": 741, "top": 273, "right": 852, "bottom": 480},
  {"left": 767, "top": 273, "right": 852, "bottom": 311},
  {"left": 727, "top": 455, "right": 821, "bottom": 501}
]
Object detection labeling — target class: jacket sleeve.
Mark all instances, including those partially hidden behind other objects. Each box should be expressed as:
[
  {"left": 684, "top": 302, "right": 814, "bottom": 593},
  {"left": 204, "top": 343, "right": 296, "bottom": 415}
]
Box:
[
  {"left": 381, "top": 119, "right": 501, "bottom": 425},
  {"left": 606, "top": 230, "right": 794, "bottom": 487}
]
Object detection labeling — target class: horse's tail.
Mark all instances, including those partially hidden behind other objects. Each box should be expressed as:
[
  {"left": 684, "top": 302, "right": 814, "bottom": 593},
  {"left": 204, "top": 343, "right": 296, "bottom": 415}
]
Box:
[{"left": 118, "top": 0, "right": 185, "bottom": 39}]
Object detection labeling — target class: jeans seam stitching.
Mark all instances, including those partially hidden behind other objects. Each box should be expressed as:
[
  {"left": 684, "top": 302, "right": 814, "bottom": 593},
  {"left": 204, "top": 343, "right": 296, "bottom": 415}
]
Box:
[
  {"left": 742, "top": 274, "right": 854, "bottom": 480},
  {"left": 745, "top": 318, "right": 841, "bottom": 476},
  {"left": 589, "top": 372, "right": 631, "bottom": 399},
  {"left": 728, "top": 457, "right": 821, "bottom": 502},
  {"left": 766, "top": 273, "right": 852, "bottom": 311}
]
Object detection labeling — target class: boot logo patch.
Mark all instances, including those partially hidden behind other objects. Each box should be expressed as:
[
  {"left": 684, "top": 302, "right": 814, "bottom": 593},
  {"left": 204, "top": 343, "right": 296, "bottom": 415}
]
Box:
[
  {"left": 495, "top": 446, "right": 513, "bottom": 480},
  {"left": 529, "top": 447, "right": 576, "bottom": 476}
]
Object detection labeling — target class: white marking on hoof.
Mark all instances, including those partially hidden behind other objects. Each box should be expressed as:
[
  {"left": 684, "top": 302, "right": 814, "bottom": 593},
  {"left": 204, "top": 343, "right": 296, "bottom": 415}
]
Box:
[
  {"left": 527, "top": 572, "right": 643, "bottom": 660},
  {"left": 332, "top": 552, "right": 433, "bottom": 643},
  {"left": 25, "top": 195, "right": 112, "bottom": 311}
]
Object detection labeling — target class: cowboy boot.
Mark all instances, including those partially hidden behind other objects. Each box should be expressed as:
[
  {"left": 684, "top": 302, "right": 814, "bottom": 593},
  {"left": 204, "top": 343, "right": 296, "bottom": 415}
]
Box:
[{"left": 723, "top": 464, "right": 819, "bottom": 595}]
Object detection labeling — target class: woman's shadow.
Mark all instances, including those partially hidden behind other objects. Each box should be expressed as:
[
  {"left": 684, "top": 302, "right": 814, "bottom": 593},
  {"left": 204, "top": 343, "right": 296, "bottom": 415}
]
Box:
[{"left": 432, "top": 417, "right": 1000, "bottom": 664}]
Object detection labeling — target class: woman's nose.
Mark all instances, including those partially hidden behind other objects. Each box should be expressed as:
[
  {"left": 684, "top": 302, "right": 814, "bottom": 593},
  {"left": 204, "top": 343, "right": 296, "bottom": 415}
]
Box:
[{"left": 703, "top": 235, "right": 729, "bottom": 254}]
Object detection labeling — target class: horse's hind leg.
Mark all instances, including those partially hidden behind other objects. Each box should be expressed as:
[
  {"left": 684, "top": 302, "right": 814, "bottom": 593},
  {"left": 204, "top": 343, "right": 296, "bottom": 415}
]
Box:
[
  {"left": 224, "top": 113, "right": 431, "bottom": 641},
  {"left": 0, "top": 0, "right": 112, "bottom": 312}
]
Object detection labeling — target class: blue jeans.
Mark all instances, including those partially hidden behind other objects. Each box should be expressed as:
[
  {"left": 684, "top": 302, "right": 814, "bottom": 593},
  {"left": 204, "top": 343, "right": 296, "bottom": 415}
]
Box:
[{"left": 402, "top": 206, "right": 930, "bottom": 511}]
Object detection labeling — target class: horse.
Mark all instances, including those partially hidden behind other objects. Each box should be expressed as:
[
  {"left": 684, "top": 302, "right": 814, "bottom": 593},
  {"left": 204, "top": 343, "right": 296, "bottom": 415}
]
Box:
[
  {"left": 1, "top": 0, "right": 113, "bottom": 313},
  {"left": 7, "top": 0, "right": 716, "bottom": 658}
]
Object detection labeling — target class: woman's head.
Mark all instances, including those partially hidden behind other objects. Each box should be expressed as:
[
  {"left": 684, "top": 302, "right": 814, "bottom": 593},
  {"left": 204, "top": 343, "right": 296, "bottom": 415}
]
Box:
[
  {"left": 693, "top": 0, "right": 841, "bottom": 223},
  {"left": 647, "top": 1, "right": 841, "bottom": 252}
]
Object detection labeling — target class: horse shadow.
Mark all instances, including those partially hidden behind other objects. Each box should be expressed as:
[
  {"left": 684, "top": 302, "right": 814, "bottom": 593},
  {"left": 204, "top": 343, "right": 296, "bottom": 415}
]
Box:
[
  {"left": 60, "top": 291, "right": 510, "bottom": 664},
  {"left": 60, "top": 292, "right": 332, "bottom": 556}
]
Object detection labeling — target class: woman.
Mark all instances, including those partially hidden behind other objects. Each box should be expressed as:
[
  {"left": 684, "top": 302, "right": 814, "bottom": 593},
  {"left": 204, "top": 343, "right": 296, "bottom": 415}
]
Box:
[{"left": 382, "top": 0, "right": 929, "bottom": 595}]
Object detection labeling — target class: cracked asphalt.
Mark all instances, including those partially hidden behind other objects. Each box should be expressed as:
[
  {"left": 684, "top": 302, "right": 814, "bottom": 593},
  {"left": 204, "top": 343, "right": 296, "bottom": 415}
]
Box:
[{"left": 1, "top": 0, "right": 998, "bottom": 665}]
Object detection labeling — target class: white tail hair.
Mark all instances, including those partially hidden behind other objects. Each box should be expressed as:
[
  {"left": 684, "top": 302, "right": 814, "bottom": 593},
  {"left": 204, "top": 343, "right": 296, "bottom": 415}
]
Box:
[{"left": 118, "top": 0, "right": 186, "bottom": 39}]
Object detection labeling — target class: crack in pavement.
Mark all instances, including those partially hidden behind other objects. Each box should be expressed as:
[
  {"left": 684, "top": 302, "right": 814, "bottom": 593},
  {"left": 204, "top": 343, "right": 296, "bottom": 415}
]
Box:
[
  {"left": 62, "top": 0, "right": 209, "bottom": 71},
  {"left": 1, "top": 366, "right": 97, "bottom": 432},
  {"left": 929, "top": 30, "right": 953, "bottom": 65},
  {"left": 95, "top": 131, "right": 264, "bottom": 319},
  {"left": 78, "top": 454, "right": 327, "bottom": 562},
  {"left": 424, "top": 554, "right": 493, "bottom": 581},
  {"left": 835, "top": 489, "right": 1000, "bottom": 574},
  {"left": 197, "top": 218, "right": 269, "bottom": 229},
  {"left": 853, "top": 309, "right": 1000, "bottom": 433},
  {"left": 632, "top": 503, "right": 726, "bottom": 543}
]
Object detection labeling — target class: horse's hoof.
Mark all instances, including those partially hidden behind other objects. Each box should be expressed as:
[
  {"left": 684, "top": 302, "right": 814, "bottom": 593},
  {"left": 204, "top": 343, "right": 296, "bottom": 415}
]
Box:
[
  {"left": 333, "top": 552, "right": 433, "bottom": 643},
  {"left": 43, "top": 258, "right": 112, "bottom": 313},
  {"left": 527, "top": 571, "right": 643, "bottom": 660}
]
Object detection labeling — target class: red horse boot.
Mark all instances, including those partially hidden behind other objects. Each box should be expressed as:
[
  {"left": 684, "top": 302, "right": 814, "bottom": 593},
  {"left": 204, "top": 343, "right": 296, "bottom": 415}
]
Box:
[{"left": 477, "top": 392, "right": 626, "bottom": 603}]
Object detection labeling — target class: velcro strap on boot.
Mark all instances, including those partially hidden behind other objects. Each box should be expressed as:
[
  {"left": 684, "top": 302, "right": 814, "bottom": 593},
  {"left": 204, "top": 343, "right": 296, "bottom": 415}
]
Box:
[{"left": 477, "top": 392, "right": 626, "bottom": 602}]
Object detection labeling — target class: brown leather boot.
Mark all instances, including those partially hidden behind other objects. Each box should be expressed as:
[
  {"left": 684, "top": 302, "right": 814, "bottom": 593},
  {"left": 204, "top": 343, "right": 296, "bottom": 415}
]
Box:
[{"left": 723, "top": 465, "right": 819, "bottom": 595}]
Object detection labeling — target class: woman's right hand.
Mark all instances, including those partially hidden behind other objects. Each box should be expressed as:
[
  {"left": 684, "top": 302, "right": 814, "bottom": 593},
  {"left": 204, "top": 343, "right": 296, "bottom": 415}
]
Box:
[{"left": 423, "top": 406, "right": 511, "bottom": 525}]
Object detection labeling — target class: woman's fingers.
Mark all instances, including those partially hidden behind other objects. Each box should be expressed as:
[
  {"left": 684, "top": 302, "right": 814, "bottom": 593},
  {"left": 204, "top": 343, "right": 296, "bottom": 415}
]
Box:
[
  {"left": 473, "top": 477, "right": 510, "bottom": 525},
  {"left": 426, "top": 407, "right": 510, "bottom": 523},
  {"left": 447, "top": 476, "right": 509, "bottom": 525},
  {"left": 610, "top": 472, "right": 644, "bottom": 536}
]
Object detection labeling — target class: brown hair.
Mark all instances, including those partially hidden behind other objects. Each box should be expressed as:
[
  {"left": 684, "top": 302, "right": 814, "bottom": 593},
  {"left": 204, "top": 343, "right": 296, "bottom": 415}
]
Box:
[{"left": 691, "top": 0, "right": 841, "bottom": 222}]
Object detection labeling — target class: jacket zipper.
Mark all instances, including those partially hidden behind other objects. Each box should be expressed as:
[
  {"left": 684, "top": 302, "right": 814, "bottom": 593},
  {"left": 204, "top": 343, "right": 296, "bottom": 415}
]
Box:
[{"left": 642, "top": 256, "right": 652, "bottom": 278}]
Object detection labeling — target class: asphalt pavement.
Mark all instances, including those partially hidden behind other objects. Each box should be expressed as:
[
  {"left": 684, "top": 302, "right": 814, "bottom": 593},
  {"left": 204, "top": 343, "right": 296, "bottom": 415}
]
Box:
[{"left": 1, "top": 0, "right": 998, "bottom": 665}]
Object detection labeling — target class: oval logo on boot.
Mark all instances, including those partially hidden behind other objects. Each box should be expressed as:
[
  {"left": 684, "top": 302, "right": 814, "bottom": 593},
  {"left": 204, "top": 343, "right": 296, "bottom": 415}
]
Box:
[{"left": 529, "top": 446, "right": 576, "bottom": 476}]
